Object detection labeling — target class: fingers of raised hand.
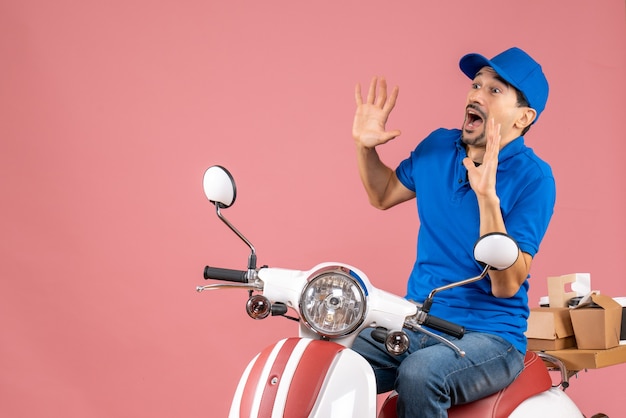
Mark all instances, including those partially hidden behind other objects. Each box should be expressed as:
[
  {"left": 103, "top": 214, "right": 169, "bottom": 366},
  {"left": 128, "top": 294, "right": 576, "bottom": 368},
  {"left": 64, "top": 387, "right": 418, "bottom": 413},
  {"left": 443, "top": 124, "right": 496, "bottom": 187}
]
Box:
[
  {"left": 355, "top": 82, "right": 364, "bottom": 106},
  {"left": 383, "top": 85, "right": 399, "bottom": 113},
  {"left": 362, "top": 76, "right": 394, "bottom": 108},
  {"left": 375, "top": 78, "right": 387, "bottom": 107},
  {"left": 486, "top": 118, "right": 502, "bottom": 155},
  {"left": 365, "top": 76, "right": 378, "bottom": 105}
]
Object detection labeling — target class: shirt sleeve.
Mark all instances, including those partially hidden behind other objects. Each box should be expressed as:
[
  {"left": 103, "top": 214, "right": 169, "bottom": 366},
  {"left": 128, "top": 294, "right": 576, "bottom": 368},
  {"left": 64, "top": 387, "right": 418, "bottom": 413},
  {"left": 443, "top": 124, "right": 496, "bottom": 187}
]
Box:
[
  {"left": 395, "top": 152, "right": 416, "bottom": 192},
  {"left": 503, "top": 175, "right": 556, "bottom": 257}
]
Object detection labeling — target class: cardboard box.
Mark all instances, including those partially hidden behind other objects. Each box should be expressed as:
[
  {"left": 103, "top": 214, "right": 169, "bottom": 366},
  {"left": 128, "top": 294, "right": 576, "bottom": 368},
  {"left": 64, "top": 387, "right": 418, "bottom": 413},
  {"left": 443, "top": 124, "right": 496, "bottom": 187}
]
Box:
[
  {"left": 525, "top": 307, "right": 576, "bottom": 350},
  {"left": 545, "top": 345, "right": 626, "bottom": 370},
  {"left": 547, "top": 274, "right": 579, "bottom": 308},
  {"left": 570, "top": 293, "right": 623, "bottom": 349},
  {"left": 527, "top": 336, "right": 576, "bottom": 351},
  {"left": 615, "top": 297, "right": 626, "bottom": 340},
  {"left": 622, "top": 308, "right": 626, "bottom": 341}
]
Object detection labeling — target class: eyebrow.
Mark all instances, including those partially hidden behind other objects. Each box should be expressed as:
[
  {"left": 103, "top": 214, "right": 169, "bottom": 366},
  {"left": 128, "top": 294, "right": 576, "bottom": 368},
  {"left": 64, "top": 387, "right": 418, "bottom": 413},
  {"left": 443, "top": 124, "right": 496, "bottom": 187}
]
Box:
[
  {"left": 475, "top": 69, "right": 511, "bottom": 89},
  {"left": 493, "top": 74, "right": 511, "bottom": 88}
]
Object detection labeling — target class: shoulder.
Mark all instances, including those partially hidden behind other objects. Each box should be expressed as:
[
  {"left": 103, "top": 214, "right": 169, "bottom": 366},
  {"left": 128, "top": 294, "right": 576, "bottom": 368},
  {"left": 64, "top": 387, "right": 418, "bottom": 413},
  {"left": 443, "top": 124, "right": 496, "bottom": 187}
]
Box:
[
  {"left": 414, "top": 128, "right": 461, "bottom": 152},
  {"left": 500, "top": 138, "right": 553, "bottom": 179},
  {"left": 424, "top": 127, "right": 461, "bottom": 142},
  {"left": 519, "top": 147, "right": 553, "bottom": 178}
]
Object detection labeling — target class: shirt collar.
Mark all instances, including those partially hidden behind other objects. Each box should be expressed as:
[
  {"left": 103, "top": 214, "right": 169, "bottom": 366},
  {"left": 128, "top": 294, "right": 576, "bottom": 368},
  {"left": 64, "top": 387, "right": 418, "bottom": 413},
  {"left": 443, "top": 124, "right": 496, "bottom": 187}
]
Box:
[
  {"left": 455, "top": 135, "right": 525, "bottom": 163},
  {"left": 499, "top": 136, "right": 525, "bottom": 163}
]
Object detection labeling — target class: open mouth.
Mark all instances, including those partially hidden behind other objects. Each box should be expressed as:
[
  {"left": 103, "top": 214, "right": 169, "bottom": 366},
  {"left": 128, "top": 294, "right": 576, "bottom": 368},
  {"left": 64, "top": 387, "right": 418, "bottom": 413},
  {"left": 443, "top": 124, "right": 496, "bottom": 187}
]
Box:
[{"left": 464, "top": 105, "right": 486, "bottom": 131}]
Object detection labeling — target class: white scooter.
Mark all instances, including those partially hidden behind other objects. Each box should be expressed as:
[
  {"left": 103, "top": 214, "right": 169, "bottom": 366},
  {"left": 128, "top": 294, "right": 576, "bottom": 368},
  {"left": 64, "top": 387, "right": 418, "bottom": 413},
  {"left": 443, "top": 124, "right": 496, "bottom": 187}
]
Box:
[{"left": 197, "top": 165, "right": 584, "bottom": 418}]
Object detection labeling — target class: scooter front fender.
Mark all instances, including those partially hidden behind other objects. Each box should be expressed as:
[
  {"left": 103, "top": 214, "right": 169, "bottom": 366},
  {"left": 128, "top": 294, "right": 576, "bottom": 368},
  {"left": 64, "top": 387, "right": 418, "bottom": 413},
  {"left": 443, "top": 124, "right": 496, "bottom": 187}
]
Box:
[{"left": 229, "top": 337, "right": 377, "bottom": 418}]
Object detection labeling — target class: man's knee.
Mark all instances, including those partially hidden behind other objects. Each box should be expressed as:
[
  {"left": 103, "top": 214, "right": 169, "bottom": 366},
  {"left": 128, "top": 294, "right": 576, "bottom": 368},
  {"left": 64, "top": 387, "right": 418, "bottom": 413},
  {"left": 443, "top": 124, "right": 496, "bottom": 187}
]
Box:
[{"left": 396, "top": 353, "right": 440, "bottom": 388}]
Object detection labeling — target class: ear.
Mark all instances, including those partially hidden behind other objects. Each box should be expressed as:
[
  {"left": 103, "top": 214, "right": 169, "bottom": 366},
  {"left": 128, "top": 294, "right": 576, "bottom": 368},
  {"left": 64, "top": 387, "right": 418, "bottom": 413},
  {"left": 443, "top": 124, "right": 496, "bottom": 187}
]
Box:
[{"left": 515, "top": 108, "right": 537, "bottom": 130}]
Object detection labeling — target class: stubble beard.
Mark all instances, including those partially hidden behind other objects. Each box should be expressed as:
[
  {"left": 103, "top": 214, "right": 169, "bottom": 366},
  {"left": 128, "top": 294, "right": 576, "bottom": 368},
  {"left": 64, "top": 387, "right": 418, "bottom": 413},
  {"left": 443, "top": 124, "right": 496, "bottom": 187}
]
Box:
[{"left": 461, "top": 125, "right": 486, "bottom": 147}]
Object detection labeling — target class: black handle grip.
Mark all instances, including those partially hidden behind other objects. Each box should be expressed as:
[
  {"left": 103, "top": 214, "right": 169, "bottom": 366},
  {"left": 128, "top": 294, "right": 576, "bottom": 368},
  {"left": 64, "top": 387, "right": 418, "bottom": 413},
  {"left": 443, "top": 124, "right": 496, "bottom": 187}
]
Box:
[
  {"left": 371, "top": 327, "right": 389, "bottom": 344},
  {"left": 423, "top": 315, "right": 465, "bottom": 339},
  {"left": 203, "top": 266, "right": 248, "bottom": 283}
]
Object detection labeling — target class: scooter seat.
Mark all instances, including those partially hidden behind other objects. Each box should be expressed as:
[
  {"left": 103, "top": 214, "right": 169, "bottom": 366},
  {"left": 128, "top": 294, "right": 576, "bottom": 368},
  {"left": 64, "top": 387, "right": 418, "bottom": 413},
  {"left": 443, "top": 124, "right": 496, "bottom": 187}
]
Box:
[{"left": 378, "top": 351, "right": 552, "bottom": 418}]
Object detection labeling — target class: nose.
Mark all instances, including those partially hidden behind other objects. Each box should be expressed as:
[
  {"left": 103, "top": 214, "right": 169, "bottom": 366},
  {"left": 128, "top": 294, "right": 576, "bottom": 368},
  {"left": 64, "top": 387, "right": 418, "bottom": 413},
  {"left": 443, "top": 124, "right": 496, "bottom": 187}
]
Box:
[{"left": 468, "top": 87, "right": 484, "bottom": 104}]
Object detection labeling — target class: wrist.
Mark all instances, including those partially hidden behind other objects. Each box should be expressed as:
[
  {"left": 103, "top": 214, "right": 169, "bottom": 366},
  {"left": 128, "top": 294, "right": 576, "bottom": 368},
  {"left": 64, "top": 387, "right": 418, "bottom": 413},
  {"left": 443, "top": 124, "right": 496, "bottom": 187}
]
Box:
[
  {"left": 355, "top": 141, "right": 376, "bottom": 153},
  {"left": 476, "top": 192, "right": 500, "bottom": 207}
]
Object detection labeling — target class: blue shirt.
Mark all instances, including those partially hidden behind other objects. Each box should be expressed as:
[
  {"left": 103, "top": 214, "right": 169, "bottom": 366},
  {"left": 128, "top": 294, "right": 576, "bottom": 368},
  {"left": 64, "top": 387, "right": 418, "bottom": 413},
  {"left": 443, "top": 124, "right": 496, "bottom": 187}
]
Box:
[{"left": 396, "top": 128, "right": 556, "bottom": 353}]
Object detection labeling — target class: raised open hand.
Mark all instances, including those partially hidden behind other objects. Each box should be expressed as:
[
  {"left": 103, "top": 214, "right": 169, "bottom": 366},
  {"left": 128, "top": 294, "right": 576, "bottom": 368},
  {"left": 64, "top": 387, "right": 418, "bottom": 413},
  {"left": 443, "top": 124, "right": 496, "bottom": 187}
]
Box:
[
  {"left": 352, "top": 77, "right": 401, "bottom": 149},
  {"left": 463, "top": 118, "right": 501, "bottom": 200}
]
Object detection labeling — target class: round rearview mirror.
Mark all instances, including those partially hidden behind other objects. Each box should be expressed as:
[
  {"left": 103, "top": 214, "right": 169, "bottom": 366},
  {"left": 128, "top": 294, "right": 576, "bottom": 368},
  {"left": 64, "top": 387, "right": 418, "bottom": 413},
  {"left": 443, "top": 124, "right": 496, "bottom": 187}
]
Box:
[
  {"left": 203, "top": 165, "right": 237, "bottom": 208},
  {"left": 473, "top": 233, "right": 519, "bottom": 270}
]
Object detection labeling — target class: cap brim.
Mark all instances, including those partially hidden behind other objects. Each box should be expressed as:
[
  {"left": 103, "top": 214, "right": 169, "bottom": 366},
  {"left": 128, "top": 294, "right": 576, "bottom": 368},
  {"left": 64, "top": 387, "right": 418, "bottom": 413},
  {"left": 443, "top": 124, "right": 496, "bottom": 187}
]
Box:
[
  {"left": 459, "top": 53, "right": 524, "bottom": 100},
  {"left": 459, "top": 53, "right": 491, "bottom": 80}
]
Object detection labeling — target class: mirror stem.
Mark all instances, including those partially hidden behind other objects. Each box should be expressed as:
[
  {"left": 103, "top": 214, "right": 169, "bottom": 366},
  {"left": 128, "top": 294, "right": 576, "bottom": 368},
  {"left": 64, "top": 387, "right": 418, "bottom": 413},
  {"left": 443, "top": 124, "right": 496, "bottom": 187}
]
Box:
[
  {"left": 215, "top": 204, "right": 257, "bottom": 270},
  {"left": 422, "top": 265, "right": 490, "bottom": 313}
]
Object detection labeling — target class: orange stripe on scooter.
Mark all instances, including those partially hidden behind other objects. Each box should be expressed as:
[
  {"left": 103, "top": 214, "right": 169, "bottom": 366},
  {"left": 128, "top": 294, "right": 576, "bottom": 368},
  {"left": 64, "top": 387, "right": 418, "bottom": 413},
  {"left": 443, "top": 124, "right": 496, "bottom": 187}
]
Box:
[
  {"left": 283, "top": 340, "right": 345, "bottom": 417},
  {"left": 239, "top": 339, "right": 281, "bottom": 417},
  {"left": 254, "top": 338, "right": 300, "bottom": 417}
]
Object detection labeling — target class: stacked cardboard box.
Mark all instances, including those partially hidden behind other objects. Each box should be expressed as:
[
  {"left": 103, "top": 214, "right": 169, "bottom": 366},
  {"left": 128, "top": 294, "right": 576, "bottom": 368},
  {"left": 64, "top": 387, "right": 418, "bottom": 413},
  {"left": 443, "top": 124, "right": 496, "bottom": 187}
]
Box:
[
  {"left": 569, "top": 293, "right": 622, "bottom": 350},
  {"left": 526, "top": 307, "right": 576, "bottom": 351},
  {"left": 525, "top": 274, "right": 626, "bottom": 370}
]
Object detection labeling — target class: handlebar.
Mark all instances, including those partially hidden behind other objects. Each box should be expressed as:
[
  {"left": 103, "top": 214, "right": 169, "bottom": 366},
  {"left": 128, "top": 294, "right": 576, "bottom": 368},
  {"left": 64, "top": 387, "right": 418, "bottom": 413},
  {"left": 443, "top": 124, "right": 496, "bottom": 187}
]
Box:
[
  {"left": 422, "top": 315, "right": 465, "bottom": 339},
  {"left": 371, "top": 312, "right": 466, "bottom": 357},
  {"left": 203, "top": 266, "right": 248, "bottom": 283}
]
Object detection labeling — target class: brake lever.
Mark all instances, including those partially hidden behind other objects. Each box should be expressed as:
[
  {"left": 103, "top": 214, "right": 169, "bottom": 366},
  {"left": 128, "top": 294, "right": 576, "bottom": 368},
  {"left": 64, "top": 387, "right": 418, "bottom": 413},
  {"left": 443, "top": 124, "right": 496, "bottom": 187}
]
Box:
[
  {"left": 196, "top": 282, "right": 262, "bottom": 292},
  {"left": 404, "top": 319, "right": 466, "bottom": 357}
]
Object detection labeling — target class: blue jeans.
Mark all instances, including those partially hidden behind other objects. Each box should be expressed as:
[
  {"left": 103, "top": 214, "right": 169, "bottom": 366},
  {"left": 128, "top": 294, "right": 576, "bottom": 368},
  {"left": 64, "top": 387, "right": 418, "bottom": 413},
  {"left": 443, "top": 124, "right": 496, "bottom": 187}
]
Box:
[{"left": 351, "top": 328, "right": 525, "bottom": 418}]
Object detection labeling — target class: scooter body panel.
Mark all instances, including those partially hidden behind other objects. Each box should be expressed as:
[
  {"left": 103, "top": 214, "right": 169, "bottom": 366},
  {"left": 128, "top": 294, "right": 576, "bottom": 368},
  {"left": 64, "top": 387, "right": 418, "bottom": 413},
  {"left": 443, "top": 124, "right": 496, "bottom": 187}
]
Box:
[
  {"left": 509, "top": 387, "right": 584, "bottom": 417},
  {"left": 309, "top": 348, "right": 377, "bottom": 417},
  {"left": 229, "top": 337, "right": 377, "bottom": 418}
]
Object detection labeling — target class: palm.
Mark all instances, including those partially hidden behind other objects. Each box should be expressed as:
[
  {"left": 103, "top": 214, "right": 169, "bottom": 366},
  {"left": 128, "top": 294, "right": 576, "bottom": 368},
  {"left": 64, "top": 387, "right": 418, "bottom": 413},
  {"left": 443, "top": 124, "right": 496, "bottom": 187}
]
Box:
[
  {"left": 353, "top": 104, "right": 393, "bottom": 147},
  {"left": 352, "top": 77, "right": 401, "bottom": 148}
]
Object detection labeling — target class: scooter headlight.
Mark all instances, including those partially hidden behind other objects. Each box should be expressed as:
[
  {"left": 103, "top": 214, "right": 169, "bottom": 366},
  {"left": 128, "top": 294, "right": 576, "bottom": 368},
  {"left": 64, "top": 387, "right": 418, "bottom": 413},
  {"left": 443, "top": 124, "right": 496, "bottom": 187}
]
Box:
[{"left": 299, "top": 266, "right": 367, "bottom": 338}]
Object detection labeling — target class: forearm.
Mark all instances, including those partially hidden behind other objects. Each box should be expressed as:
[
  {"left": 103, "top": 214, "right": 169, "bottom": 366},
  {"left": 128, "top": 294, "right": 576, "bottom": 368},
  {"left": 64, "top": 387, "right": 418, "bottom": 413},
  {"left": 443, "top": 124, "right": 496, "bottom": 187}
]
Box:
[
  {"left": 477, "top": 194, "right": 505, "bottom": 236},
  {"left": 477, "top": 195, "right": 531, "bottom": 298},
  {"left": 356, "top": 145, "right": 396, "bottom": 209}
]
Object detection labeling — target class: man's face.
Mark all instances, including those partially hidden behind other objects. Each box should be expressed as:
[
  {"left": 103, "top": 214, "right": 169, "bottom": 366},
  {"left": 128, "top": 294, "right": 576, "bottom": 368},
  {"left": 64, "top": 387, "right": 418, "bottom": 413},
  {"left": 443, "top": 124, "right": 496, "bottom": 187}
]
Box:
[{"left": 461, "top": 67, "right": 523, "bottom": 147}]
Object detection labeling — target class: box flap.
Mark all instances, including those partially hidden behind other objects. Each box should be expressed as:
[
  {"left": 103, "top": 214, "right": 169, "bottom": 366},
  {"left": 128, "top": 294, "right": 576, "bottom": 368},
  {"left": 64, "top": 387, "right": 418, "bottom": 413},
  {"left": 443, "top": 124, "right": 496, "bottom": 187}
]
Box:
[
  {"left": 591, "top": 293, "right": 623, "bottom": 311},
  {"left": 573, "top": 292, "right": 622, "bottom": 311}
]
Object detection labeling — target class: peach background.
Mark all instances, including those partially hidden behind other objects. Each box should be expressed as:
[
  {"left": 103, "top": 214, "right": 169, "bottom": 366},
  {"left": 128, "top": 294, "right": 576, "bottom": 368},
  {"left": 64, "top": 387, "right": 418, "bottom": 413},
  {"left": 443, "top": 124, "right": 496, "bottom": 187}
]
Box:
[{"left": 1, "top": 0, "right": 625, "bottom": 417}]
